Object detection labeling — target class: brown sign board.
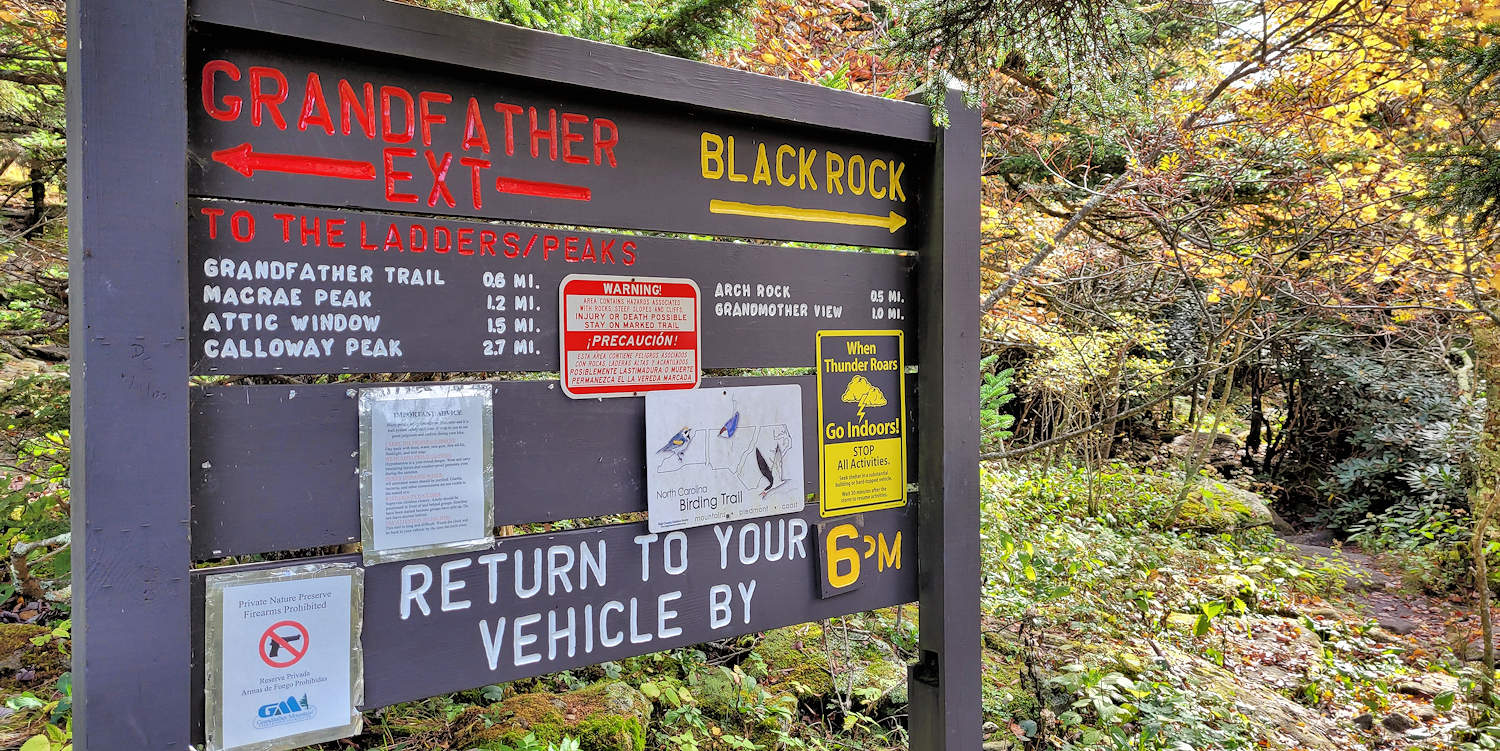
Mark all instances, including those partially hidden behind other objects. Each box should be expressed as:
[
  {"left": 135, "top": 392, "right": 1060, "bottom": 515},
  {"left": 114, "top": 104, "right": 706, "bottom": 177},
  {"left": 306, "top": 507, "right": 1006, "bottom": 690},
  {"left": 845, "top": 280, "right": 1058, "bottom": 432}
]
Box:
[
  {"left": 191, "top": 504, "right": 914, "bottom": 719},
  {"left": 72, "top": 1, "right": 980, "bottom": 750},
  {"left": 189, "top": 28, "right": 927, "bottom": 249},
  {"left": 360, "top": 504, "right": 913, "bottom": 706},
  {"left": 189, "top": 200, "right": 913, "bottom": 375},
  {"left": 189, "top": 376, "right": 919, "bottom": 560}
]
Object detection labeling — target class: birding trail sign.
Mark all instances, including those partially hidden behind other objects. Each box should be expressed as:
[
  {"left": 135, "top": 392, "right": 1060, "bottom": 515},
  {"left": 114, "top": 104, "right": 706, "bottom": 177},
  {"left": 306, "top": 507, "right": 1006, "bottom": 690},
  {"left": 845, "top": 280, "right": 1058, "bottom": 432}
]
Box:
[
  {"left": 644, "top": 384, "right": 805, "bottom": 532},
  {"left": 816, "top": 331, "right": 909, "bottom": 517},
  {"left": 73, "top": 1, "right": 980, "bottom": 750},
  {"left": 559, "top": 274, "right": 702, "bottom": 398}
]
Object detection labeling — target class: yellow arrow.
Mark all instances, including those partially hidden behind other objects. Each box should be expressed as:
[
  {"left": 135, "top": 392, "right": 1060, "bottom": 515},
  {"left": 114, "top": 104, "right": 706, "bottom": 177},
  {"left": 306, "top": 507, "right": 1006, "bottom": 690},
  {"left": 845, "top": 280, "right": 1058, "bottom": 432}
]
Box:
[{"left": 709, "top": 199, "right": 907, "bottom": 233}]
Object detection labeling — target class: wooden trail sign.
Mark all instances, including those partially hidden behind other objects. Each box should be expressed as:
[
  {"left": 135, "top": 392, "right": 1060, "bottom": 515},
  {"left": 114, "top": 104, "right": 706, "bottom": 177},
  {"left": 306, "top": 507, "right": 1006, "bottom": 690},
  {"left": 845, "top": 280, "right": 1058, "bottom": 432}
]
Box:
[
  {"left": 189, "top": 26, "right": 924, "bottom": 249},
  {"left": 69, "top": 1, "right": 980, "bottom": 750}
]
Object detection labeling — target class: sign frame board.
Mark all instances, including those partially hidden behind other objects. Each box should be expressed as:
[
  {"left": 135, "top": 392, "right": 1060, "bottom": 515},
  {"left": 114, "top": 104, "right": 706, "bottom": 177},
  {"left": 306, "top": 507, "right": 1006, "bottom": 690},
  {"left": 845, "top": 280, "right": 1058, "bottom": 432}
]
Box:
[
  {"left": 186, "top": 200, "right": 914, "bottom": 377},
  {"left": 184, "top": 22, "right": 927, "bottom": 250},
  {"left": 69, "top": 1, "right": 980, "bottom": 750}
]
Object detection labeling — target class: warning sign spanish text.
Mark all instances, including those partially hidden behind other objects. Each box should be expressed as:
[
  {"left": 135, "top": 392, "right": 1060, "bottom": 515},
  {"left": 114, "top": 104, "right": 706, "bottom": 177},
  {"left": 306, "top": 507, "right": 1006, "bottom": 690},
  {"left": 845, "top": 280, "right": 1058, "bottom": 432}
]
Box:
[{"left": 560, "top": 275, "right": 701, "bottom": 398}]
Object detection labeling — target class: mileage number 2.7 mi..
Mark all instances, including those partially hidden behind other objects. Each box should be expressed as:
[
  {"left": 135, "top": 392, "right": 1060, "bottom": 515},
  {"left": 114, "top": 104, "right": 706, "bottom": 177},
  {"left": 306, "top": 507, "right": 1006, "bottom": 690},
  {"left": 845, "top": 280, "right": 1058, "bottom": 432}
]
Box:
[{"left": 481, "top": 271, "right": 540, "bottom": 356}]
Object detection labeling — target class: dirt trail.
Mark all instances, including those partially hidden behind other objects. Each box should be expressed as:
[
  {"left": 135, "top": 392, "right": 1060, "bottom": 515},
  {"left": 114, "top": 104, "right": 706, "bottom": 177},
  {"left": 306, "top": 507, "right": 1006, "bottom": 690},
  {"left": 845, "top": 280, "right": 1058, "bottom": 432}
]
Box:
[
  {"left": 1281, "top": 529, "right": 1498, "bottom": 691},
  {"left": 1255, "top": 531, "right": 1479, "bottom": 746},
  {"left": 1283, "top": 531, "right": 1449, "bottom": 632}
]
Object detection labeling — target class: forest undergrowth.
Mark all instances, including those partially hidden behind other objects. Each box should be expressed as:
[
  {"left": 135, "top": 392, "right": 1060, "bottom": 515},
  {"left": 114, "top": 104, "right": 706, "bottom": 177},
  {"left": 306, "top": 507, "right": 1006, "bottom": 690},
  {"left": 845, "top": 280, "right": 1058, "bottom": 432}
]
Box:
[{"left": 0, "top": 436, "right": 1491, "bottom": 750}]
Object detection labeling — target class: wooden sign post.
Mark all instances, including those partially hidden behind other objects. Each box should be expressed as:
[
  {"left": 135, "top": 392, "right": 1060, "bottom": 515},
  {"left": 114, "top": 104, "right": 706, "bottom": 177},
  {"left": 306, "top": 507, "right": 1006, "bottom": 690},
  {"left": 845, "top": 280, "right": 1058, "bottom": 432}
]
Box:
[{"left": 69, "top": 1, "right": 979, "bottom": 749}]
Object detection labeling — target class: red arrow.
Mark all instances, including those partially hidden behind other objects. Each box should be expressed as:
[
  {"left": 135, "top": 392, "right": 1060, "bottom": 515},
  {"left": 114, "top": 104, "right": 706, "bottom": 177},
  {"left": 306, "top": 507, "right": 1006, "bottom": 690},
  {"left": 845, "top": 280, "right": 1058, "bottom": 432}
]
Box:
[
  {"left": 212, "top": 143, "right": 376, "bottom": 181},
  {"left": 495, "top": 176, "right": 592, "bottom": 201}
]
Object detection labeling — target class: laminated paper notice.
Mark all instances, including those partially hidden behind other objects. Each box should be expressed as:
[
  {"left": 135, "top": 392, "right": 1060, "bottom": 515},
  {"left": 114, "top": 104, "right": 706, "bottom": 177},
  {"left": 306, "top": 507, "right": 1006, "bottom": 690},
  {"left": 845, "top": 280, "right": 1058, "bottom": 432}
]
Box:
[
  {"left": 559, "top": 274, "right": 701, "bottom": 398},
  {"left": 204, "top": 564, "right": 363, "bottom": 751},
  {"left": 359, "top": 384, "right": 495, "bottom": 564}
]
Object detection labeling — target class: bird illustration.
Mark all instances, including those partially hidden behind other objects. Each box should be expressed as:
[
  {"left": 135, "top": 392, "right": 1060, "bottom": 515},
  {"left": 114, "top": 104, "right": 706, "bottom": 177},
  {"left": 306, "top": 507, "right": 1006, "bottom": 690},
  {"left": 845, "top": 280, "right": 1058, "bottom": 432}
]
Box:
[
  {"left": 762, "top": 444, "right": 787, "bottom": 498},
  {"left": 718, "top": 410, "right": 741, "bottom": 438},
  {"left": 755, "top": 447, "right": 775, "bottom": 495},
  {"left": 657, "top": 426, "right": 693, "bottom": 460}
]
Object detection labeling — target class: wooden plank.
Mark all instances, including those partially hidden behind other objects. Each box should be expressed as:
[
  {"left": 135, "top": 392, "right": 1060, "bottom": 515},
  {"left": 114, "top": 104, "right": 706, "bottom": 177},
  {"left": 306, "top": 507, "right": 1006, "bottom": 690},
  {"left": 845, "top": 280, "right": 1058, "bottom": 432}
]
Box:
[
  {"left": 908, "top": 84, "right": 983, "bottom": 751},
  {"left": 187, "top": 0, "right": 934, "bottom": 144},
  {"left": 190, "top": 501, "right": 916, "bottom": 739},
  {"left": 188, "top": 200, "right": 915, "bottom": 375},
  {"left": 186, "top": 24, "right": 930, "bottom": 248},
  {"left": 190, "top": 377, "right": 919, "bottom": 560},
  {"left": 68, "top": 0, "right": 193, "bottom": 748}
]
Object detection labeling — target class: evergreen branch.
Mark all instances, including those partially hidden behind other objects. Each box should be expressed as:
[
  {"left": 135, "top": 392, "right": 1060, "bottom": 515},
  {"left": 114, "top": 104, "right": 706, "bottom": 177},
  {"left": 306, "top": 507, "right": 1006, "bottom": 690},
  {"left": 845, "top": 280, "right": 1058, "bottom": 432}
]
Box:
[{"left": 624, "top": 0, "right": 753, "bottom": 60}]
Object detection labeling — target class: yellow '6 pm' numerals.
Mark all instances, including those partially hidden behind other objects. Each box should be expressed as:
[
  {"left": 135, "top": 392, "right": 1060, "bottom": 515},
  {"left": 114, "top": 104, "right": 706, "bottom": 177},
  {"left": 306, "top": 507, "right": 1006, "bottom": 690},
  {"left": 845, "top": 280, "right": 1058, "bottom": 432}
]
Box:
[{"left": 825, "top": 524, "right": 903, "bottom": 589}]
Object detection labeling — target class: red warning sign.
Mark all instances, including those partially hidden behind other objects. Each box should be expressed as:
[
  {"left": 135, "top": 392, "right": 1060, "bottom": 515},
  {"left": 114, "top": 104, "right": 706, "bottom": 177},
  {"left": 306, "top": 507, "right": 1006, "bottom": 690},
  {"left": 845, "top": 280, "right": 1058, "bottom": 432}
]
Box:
[
  {"left": 259, "top": 620, "right": 310, "bottom": 668},
  {"left": 560, "top": 274, "right": 701, "bottom": 399}
]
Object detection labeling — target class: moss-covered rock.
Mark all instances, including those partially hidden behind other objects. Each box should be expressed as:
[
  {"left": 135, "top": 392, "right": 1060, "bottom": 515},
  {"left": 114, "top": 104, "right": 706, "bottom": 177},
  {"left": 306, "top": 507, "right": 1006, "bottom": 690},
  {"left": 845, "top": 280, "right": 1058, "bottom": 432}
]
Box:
[
  {"left": 751, "top": 620, "right": 908, "bottom": 714},
  {"left": 980, "top": 645, "right": 1031, "bottom": 728},
  {"left": 755, "top": 624, "right": 835, "bottom": 698},
  {"left": 0, "top": 624, "right": 66, "bottom": 691},
  {"left": 843, "top": 636, "right": 906, "bottom": 710},
  {"left": 1160, "top": 645, "right": 1348, "bottom": 750},
  {"left": 690, "top": 666, "right": 798, "bottom": 742},
  {"left": 1172, "top": 479, "right": 1272, "bottom": 531},
  {"left": 461, "top": 681, "right": 649, "bottom": 751}
]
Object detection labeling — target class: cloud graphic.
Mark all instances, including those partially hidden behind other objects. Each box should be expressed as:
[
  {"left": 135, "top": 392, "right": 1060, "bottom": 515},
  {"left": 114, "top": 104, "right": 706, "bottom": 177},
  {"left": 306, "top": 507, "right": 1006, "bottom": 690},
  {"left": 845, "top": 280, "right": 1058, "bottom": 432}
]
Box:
[{"left": 840, "top": 375, "right": 887, "bottom": 420}]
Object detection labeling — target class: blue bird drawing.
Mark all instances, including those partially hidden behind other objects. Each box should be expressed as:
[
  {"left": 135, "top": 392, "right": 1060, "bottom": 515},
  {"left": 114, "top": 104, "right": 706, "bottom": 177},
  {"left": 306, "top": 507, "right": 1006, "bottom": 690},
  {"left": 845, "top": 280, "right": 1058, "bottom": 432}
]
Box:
[
  {"left": 657, "top": 426, "right": 693, "bottom": 461},
  {"left": 718, "top": 410, "right": 741, "bottom": 438}
]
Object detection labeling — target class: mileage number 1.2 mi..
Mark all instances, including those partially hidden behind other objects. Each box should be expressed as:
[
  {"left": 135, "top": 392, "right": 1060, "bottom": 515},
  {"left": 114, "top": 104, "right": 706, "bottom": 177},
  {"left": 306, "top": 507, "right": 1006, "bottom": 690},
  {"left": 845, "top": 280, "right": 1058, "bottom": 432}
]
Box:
[{"left": 481, "top": 271, "right": 541, "bottom": 356}]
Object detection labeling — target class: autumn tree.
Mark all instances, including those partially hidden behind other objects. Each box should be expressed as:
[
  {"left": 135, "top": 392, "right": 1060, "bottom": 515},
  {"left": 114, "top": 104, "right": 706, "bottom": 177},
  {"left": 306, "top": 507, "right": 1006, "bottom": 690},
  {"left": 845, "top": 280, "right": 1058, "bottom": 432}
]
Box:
[
  {"left": 400, "top": 0, "right": 754, "bottom": 59},
  {"left": 1415, "top": 16, "right": 1500, "bottom": 710}
]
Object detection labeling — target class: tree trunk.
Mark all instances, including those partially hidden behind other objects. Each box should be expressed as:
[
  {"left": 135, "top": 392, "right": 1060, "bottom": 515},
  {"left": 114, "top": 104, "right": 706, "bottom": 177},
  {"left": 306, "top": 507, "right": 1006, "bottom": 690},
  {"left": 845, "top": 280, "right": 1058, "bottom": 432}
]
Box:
[
  {"left": 1186, "top": 379, "right": 1199, "bottom": 429},
  {"left": 1164, "top": 361, "right": 1239, "bottom": 527},
  {"left": 1471, "top": 318, "right": 1500, "bottom": 705},
  {"left": 24, "top": 165, "right": 44, "bottom": 237},
  {"left": 1246, "top": 370, "right": 1264, "bottom": 461},
  {"left": 1097, "top": 343, "right": 1127, "bottom": 461}
]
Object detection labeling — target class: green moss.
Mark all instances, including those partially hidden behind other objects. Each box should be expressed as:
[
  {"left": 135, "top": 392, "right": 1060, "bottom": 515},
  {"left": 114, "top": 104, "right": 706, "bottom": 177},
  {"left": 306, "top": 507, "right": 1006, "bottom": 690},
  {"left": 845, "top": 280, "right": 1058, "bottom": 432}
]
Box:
[
  {"left": 754, "top": 625, "right": 834, "bottom": 697},
  {"left": 0, "top": 624, "right": 66, "bottom": 691},
  {"left": 464, "top": 682, "right": 648, "bottom": 751},
  {"left": 981, "top": 647, "right": 1029, "bottom": 724},
  {"left": 575, "top": 712, "right": 645, "bottom": 751},
  {"left": 846, "top": 646, "right": 905, "bottom": 709},
  {"left": 1172, "top": 480, "right": 1271, "bottom": 531},
  {"left": 693, "top": 668, "right": 739, "bottom": 716}
]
